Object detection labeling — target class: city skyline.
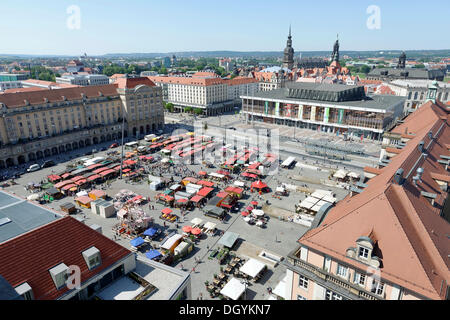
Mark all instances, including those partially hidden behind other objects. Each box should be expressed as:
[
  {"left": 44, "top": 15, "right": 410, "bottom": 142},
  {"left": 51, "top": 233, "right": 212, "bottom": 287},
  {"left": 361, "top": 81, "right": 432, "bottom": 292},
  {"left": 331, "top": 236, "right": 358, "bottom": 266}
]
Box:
[{"left": 0, "top": 0, "right": 449, "bottom": 56}]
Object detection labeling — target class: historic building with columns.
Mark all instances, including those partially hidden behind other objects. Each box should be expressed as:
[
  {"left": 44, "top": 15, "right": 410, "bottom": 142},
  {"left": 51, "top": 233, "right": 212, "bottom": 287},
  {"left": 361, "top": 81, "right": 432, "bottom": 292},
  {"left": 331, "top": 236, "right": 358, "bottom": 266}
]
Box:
[{"left": 0, "top": 76, "right": 164, "bottom": 168}]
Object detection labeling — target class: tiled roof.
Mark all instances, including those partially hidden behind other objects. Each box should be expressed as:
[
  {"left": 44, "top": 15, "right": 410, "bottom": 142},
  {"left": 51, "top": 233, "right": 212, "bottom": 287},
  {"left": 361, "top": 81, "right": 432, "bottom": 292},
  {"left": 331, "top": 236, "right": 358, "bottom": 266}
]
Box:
[
  {"left": 0, "top": 85, "right": 119, "bottom": 108},
  {"left": 298, "top": 100, "right": 450, "bottom": 300},
  {"left": 114, "top": 77, "right": 156, "bottom": 89},
  {"left": 148, "top": 75, "right": 225, "bottom": 86},
  {"left": 0, "top": 216, "right": 131, "bottom": 300}
]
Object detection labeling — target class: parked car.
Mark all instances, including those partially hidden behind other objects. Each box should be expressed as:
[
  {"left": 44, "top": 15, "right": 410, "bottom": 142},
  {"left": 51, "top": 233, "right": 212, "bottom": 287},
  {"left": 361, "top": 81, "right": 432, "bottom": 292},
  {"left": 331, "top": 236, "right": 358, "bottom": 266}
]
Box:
[
  {"left": 99, "top": 147, "right": 107, "bottom": 151},
  {"left": 42, "top": 160, "right": 55, "bottom": 168},
  {"left": 27, "top": 164, "right": 41, "bottom": 172},
  {"left": 109, "top": 143, "right": 119, "bottom": 149},
  {"left": 91, "top": 149, "right": 98, "bottom": 154}
]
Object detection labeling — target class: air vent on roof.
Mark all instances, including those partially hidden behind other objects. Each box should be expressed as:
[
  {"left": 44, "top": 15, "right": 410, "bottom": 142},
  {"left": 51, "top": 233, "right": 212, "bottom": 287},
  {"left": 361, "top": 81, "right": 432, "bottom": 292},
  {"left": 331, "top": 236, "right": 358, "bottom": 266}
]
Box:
[
  {"left": 0, "top": 217, "right": 11, "bottom": 226},
  {"left": 393, "top": 168, "right": 405, "bottom": 185},
  {"left": 418, "top": 141, "right": 425, "bottom": 153}
]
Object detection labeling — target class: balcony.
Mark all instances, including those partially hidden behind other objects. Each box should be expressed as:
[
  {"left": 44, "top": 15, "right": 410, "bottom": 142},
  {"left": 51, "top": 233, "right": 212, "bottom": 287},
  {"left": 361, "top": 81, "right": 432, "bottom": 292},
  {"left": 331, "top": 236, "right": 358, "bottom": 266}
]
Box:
[{"left": 286, "top": 249, "right": 380, "bottom": 300}]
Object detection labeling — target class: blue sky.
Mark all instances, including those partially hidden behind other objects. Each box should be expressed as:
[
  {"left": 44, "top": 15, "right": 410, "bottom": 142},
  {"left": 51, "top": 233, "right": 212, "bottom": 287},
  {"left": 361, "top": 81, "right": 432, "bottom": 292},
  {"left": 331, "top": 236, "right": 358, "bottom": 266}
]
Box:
[{"left": 0, "top": 0, "right": 449, "bottom": 55}]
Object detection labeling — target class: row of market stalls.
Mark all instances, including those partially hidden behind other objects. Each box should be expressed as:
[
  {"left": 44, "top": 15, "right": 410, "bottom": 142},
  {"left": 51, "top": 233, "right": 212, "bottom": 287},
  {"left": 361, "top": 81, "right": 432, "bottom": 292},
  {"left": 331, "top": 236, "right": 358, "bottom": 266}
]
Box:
[{"left": 294, "top": 189, "right": 337, "bottom": 227}]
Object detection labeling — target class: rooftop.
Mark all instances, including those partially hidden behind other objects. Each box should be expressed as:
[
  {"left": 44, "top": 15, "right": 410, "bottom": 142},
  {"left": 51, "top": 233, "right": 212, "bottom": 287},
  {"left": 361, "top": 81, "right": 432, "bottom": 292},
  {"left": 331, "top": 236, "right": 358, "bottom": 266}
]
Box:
[
  {"left": 0, "top": 216, "right": 132, "bottom": 300},
  {"left": 242, "top": 83, "right": 405, "bottom": 111},
  {"left": 0, "top": 190, "right": 62, "bottom": 243},
  {"left": 297, "top": 100, "right": 450, "bottom": 300},
  {"left": 0, "top": 84, "right": 119, "bottom": 109}
]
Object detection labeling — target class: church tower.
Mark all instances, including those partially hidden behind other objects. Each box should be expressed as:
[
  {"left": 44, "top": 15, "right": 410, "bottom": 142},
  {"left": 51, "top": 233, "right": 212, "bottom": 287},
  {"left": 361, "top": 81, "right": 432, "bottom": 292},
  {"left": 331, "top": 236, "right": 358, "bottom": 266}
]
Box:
[{"left": 282, "top": 26, "right": 294, "bottom": 70}]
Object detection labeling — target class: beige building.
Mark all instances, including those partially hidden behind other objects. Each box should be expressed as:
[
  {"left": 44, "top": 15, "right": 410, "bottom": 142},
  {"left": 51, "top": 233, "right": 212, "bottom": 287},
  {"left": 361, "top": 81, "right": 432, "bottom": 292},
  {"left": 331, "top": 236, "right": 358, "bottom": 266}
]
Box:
[
  {"left": 148, "top": 74, "right": 257, "bottom": 116},
  {"left": 283, "top": 98, "right": 450, "bottom": 300},
  {"left": 0, "top": 77, "right": 164, "bottom": 168}
]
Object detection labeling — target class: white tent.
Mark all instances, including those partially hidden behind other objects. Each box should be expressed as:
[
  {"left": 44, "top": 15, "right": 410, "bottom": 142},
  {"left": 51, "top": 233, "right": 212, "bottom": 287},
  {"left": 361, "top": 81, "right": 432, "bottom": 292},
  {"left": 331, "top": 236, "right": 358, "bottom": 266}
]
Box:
[
  {"left": 322, "top": 195, "right": 337, "bottom": 204},
  {"left": 190, "top": 217, "right": 203, "bottom": 226},
  {"left": 208, "top": 172, "right": 224, "bottom": 179},
  {"left": 273, "top": 275, "right": 288, "bottom": 299},
  {"left": 220, "top": 277, "right": 247, "bottom": 300},
  {"left": 333, "top": 169, "right": 348, "bottom": 179},
  {"left": 233, "top": 181, "right": 245, "bottom": 187},
  {"left": 203, "top": 221, "right": 216, "bottom": 231},
  {"left": 117, "top": 209, "right": 127, "bottom": 218},
  {"left": 252, "top": 209, "right": 265, "bottom": 217},
  {"left": 76, "top": 190, "right": 88, "bottom": 197},
  {"left": 347, "top": 171, "right": 360, "bottom": 179},
  {"left": 27, "top": 194, "right": 40, "bottom": 201},
  {"left": 276, "top": 186, "right": 285, "bottom": 193},
  {"left": 161, "top": 234, "right": 183, "bottom": 250},
  {"left": 239, "top": 258, "right": 266, "bottom": 278}
]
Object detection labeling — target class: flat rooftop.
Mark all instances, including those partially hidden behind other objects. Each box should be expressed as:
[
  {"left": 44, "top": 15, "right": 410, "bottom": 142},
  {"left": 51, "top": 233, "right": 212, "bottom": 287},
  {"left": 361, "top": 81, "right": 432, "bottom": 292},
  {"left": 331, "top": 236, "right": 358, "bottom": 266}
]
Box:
[
  {"left": 242, "top": 85, "right": 405, "bottom": 111},
  {"left": 0, "top": 191, "right": 61, "bottom": 243},
  {"left": 96, "top": 256, "right": 189, "bottom": 300}
]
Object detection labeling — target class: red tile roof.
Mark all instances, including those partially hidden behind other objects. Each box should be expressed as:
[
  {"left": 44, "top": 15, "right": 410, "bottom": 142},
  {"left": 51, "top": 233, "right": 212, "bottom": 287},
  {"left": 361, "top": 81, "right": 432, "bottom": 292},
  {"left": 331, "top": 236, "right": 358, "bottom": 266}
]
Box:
[
  {"left": 298, "top": 100, "right": 450, "bottom": 300},
  {"left": 114, "top": 77, "right": 156, "bottom": 89},
  {"left": 0, "top": 216, "right": 131, "bottom": 300},
  {"left": 0, "top": 85, "right": 119, "bottom": 109}
]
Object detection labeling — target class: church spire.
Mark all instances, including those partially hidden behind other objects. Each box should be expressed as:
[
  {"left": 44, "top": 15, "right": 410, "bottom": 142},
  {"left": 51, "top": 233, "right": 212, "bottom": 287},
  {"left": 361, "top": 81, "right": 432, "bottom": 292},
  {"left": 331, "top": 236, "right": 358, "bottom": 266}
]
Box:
[{"left": 282, "top": 25, "right": 294, "bottom": 70}]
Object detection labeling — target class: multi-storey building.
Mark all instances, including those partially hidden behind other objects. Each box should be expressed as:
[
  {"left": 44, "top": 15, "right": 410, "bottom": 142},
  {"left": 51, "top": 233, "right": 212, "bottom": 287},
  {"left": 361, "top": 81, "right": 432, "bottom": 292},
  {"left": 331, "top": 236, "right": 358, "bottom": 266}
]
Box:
[
  {"left": 0, "top": 73, "right": 29, "bottom": 82},
  {"left": 382, "top": 79, "right": 450, "bottom": 114},
  {"left": 241, "top": 82, "right": 405, "bottom": 140},
  {"left": 0, "top": 207, "right": 191, "bottom": 300},
  {"left": 115, "top": 76, "right": 164, "bottom": 137},
  {"left": 283, "top": 92, "right": 449, "bottom": 300},
  {"left": 0, "top": 81, "right": 22, "bottom": 92},
  {"left": 148, "top": 75, "right": 257, "bottom": 115},
  {"left": 56, "top": 74, "right": 110, "bottom": 86},
  {"left": 0, "top": 77, "right": 164, "bottom": 168}
]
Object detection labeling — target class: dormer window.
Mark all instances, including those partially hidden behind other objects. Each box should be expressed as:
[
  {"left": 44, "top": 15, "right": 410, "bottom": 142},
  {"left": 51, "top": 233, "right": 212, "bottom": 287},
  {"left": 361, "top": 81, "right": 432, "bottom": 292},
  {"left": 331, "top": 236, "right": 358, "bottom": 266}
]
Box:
[
  {"left": 358, "top": 247, "right": 370, "bottom": 260},
  {"left": 82, "top": 246, "right": 101, "bottom": 270},
  {"left": 49, "top": 263, "right": 69, "bottom": 290},
  {"left": 15, "top": 282, "right": 33, "bottom": 300}
]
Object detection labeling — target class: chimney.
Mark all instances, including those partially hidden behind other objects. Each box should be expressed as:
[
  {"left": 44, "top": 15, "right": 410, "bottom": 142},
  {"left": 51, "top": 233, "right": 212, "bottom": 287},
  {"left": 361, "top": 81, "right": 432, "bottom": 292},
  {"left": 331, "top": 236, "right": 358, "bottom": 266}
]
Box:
[
  {"left": 393, "top": 168, "right": 405, "bottom": 185},
  {"left": 418, "top": 141, "right": 424, "bottom": 153}
]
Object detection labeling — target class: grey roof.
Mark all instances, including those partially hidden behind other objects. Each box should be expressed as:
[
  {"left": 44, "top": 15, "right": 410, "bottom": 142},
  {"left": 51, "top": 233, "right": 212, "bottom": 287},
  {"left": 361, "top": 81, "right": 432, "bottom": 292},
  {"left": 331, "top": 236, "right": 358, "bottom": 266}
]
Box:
[
  {"left": 243, "top": 86, "right": 405, "bottom": 111},
  {"left": 0, "top": 191, "right": 61, "bottom": 243},
  {"left": 0, "top": 275, "right": 23, "bottom": 300},
  {"left": 368, "top": 68, "right": 445, "bottom": 80},
  {"left": 218, "top": 231, "right": 240, "bottom": 248}
]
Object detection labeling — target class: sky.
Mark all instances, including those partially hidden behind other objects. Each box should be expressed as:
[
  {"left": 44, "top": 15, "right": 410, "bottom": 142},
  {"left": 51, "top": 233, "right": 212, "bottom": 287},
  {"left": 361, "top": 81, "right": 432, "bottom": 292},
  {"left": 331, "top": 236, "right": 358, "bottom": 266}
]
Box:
[{"left": 0, "top": 0, "right": 449, "bottom": 56}]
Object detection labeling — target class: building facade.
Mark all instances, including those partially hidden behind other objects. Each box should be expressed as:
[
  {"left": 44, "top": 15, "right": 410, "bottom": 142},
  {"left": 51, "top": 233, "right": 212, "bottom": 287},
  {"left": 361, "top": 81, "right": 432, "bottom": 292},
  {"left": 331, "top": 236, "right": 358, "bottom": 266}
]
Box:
[
  {"left": 148, "top": 75, "right": 257, "bottom": 115},
  {"left": 115, "top": 76, "right": 165, "bottom": 138},
  {"left": 383, "top": 79, "right": 450, "bottom": 113},
  {"left": 0, "top": 78, "right": 164, "bottom": 168},
  {"left": 0, "top": 73, "right": 29, "bottom": 82},
  {"left": 0, "top": 81, "right": 22, "bottom": 92},
  {"left": 56, "top": 74, "right": 110, "bottom": 86},
  {"left": 241, "top": 82, "right": 405, "bottom": 140},
  {"left": 283, "top": 97, "right": 450, "bottom": 300}
]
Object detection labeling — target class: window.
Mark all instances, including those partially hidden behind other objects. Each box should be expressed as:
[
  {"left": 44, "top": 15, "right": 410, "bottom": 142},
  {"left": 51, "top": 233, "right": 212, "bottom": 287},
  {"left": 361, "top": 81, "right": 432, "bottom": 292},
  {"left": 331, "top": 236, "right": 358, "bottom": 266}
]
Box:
[
  {"left": 358, "top": 247, "right": 369, "bottom": 260},
  {"left": 49, "top": 263, "right": 69, "bottom": 290},
  {"left": 371, "top": 279, "right": 385, "bottom": 296},
  {"left": 298, "top": 275, "right": 308, "bottom": 290},
  {"left": 336, "top": 264, "right": 348, "bottom": 278},
  {"left": 82, "top": 246, "right": 101, "bottom": 270},
  {"left": 297, "top": 295, "right": 307, "bottom": 300},
  {"left": 325, "top": 290, "right": 342, "bottom": 300},
  {"left": 353, "top": 272, "right": 366, "bottom": 287}
]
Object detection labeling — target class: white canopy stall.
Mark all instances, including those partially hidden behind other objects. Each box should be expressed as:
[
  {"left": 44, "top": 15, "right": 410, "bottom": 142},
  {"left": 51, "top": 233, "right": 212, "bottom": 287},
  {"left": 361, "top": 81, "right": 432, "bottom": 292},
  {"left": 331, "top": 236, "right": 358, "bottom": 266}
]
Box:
[
  {"left": 220, "top": 277, "right": 247, "bottom": 300},
  {"left": 190, "top": 217, "right": 203, "bottom": 228},
  {"left": 239, "top": 258, "right": 266, "bottom": 279}
]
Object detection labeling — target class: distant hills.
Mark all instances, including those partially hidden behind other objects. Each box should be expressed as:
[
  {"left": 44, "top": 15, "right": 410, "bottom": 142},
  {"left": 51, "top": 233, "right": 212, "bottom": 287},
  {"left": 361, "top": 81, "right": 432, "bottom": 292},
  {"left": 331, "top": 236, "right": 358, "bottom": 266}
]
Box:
[{"left": 1, "top": 49, "right": 449, "bottom": 59}]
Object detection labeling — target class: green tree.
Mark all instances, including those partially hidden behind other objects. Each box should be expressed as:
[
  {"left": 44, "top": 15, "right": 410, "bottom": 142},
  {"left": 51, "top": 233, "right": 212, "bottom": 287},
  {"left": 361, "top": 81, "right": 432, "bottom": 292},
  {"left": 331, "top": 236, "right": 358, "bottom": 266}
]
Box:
[
  {"left": 194, "top": 108, "right": 203, "bottom": 115},
  {"left": 414, "top": 64, "right": 425, "bottom": 69},
  {"left": 184, "top": 106, "right": 193, "bottom": 113},
  {"left": 360, "top": 65, "right": 371, "bottom": 74},
  {"left": 165, "top": 103, "right": 174, "bottom": 112}
]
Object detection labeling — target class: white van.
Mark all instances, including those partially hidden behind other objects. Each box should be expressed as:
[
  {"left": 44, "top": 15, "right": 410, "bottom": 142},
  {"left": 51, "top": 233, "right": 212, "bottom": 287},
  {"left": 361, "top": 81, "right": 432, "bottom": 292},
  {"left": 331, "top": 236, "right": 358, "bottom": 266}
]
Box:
[
  {"left": 144, "top": 134, "right": 156, "bottom": 142},
  {"left": 27, "top": 164, "right": 41, "bottom": 172}
]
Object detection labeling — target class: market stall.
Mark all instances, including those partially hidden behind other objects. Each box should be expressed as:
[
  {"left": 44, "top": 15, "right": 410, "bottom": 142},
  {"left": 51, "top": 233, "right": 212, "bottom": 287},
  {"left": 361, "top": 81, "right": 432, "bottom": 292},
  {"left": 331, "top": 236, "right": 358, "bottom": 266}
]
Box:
[
  {"left": 239, "top": 258, "right": 267, "bottom": 280},
  {"left": 220, "top": 277, "right": 247, "bottom": 300},
  {"left": 75, "top": 195, "right": 93, "bottom": 208}
]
